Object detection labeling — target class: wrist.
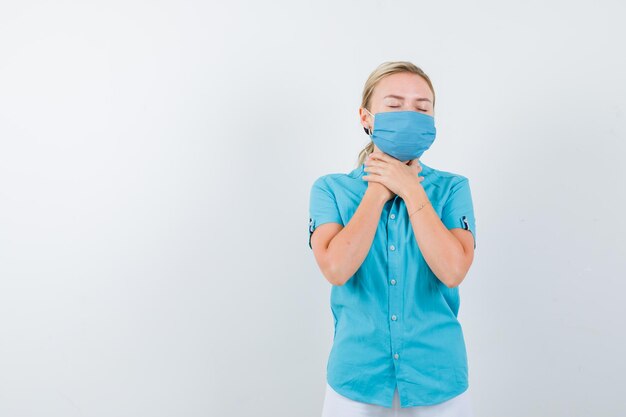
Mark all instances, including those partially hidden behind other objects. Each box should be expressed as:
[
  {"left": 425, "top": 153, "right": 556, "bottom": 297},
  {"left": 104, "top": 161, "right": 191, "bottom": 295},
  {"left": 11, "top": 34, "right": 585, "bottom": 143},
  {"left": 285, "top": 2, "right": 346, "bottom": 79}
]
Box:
[
  {"left": 364, "top": 188, "right": 389, "bottom": 207},
  {"left": 398, "top": 177, "right": 424, "bottom": 201},
  {"left": 403, "top": 186, "right": 429, "bottom": 214}
]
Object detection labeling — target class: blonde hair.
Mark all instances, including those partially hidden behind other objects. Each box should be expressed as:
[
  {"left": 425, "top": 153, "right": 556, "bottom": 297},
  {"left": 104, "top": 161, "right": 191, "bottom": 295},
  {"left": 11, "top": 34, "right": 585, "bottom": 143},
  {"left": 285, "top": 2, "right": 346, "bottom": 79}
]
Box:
[{"left": 356, "top": 61, "right": 436, "bottom": 167}]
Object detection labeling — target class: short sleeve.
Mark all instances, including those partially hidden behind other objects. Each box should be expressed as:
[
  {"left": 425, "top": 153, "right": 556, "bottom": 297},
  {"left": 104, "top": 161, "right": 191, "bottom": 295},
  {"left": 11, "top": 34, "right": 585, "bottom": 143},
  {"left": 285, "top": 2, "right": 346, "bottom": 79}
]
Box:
[
  {"left": 441, "top": 177, "right": 477, "bottom": 249},
  {"left": 308, "top": 177, "right": 343, "bottom": 249}
]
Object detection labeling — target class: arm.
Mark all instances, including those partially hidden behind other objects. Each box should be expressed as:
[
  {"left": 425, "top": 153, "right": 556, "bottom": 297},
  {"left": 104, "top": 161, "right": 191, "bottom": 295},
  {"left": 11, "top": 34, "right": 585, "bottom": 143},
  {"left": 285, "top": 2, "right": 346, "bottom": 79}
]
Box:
[
  {"left": 404, "top": 185, "right": 475, "bottom": 288},
  {"left": 310, "top": 190, "right": 387, "bottom": 286},
  {"left": 357, "top": 151, "right": 476, "bottom": 287}
]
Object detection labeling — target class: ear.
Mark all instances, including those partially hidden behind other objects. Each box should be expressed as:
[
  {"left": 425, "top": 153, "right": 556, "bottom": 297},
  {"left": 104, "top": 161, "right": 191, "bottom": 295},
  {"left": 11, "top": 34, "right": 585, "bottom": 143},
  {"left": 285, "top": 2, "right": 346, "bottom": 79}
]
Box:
[{"left": 360, "top": 108, "right": 372, "bottom": 135}]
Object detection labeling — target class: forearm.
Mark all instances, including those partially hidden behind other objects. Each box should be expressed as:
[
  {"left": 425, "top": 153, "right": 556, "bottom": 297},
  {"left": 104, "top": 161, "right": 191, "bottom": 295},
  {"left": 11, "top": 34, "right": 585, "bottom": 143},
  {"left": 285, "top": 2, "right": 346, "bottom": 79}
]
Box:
[
  {"left": 404, "top": 186, "right": 466, "bottom": 287},
  {"left": 326, "top": 191, "right": 386, "bottom": 285}
]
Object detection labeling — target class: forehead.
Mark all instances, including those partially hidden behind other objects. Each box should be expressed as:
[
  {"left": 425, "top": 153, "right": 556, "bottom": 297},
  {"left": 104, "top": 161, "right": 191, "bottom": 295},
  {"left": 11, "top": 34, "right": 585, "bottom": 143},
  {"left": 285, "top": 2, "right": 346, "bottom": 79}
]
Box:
[{"left": 372, "top": 72, "right": 433, "bottom": 102}]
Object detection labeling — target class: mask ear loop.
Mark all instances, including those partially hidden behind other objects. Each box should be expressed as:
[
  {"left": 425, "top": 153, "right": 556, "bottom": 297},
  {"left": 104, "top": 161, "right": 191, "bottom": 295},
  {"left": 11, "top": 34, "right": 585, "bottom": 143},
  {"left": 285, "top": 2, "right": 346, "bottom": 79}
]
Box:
[{"left": 363, "top": 108, "right": 374, "bottom": 137}]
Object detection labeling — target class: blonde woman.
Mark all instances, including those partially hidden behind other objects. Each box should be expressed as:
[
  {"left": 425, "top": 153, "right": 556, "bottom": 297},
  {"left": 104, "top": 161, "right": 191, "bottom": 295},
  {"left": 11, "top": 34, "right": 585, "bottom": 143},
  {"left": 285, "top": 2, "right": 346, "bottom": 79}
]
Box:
[{"left": 309, "top": 61, "right": 476, "bottom": 417}]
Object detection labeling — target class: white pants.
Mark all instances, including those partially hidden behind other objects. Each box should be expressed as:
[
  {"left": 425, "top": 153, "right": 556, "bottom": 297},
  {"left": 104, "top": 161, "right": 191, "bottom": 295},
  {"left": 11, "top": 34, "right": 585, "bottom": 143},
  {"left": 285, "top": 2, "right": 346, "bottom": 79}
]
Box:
[{"left": 321, "top": 382, "right": 474, "bottom": 417}]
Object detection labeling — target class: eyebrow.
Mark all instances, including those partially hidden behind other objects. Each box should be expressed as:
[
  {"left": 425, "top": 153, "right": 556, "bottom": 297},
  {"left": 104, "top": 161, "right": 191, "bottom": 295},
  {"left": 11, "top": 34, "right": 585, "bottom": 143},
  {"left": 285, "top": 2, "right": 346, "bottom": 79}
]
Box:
[{"left": 383, "top": 94, "right": 432, "bottom": 103}]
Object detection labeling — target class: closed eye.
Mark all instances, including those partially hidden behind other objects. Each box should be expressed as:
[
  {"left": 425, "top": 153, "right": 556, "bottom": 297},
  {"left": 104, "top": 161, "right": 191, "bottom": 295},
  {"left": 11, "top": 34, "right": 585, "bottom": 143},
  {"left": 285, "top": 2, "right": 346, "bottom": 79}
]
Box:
[{"left": 388, "top": 105, "right": 428, "bottom": 112}]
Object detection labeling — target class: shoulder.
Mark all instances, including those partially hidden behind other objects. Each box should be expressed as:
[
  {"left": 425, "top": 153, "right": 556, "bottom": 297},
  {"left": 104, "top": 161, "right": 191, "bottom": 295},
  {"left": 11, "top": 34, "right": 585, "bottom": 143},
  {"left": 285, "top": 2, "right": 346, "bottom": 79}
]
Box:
[{"left": 311, "top": 165, "right": 364, "bottom": 192}]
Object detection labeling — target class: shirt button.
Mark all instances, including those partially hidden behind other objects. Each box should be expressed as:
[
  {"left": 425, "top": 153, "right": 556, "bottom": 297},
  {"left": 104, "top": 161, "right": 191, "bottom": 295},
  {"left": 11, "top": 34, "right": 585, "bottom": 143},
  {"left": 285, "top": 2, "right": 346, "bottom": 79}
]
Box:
[
  {"left": 390, "top": 213, "right": 396, "bottom": 219},
  {"left": 390, "top": 245, "right": 395, "bottom": 251},
  {"left": 391, "top": 315, "right": 397, "bottom": 321},
  {"left": 394, "top": 353, "right": 400, "bottom": 360},
  {"left": 390, "top": 279, "right": 397, "bottom": 285}
]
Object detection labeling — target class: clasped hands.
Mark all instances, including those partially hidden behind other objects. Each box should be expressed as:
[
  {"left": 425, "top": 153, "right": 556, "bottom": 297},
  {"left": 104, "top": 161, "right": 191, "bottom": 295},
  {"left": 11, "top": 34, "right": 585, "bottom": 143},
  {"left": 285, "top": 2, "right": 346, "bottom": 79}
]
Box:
[{"left": 362, "top": 152, "right": 424, "bottom": 200}]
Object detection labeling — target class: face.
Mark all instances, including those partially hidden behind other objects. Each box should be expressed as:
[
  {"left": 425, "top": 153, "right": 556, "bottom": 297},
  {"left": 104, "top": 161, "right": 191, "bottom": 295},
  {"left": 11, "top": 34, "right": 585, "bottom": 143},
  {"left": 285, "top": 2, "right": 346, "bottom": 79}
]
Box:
[{"left": 360, "top": 72, "right": 435, "bottom": 163}]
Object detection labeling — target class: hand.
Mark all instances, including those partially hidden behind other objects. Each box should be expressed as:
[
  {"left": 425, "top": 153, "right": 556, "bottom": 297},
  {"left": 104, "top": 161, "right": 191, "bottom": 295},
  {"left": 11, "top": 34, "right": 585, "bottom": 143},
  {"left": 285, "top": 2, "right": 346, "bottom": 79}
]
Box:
[{"left": 362, "top": 152, "right": 424, "bottom": 200}]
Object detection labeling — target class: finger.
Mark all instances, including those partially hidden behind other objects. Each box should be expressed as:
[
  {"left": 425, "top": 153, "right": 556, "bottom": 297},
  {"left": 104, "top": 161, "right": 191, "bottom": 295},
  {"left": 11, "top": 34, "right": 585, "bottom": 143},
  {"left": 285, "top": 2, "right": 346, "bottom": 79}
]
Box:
[
  {"left": 363, "top": 167, "right": 383, "bottom": 177},
  {"left": 366, "top": 158, "right": 388, "bottom": 170},
  {"left": 364, "top": 159, "right": 384, "bottom": 169},
  {"left": 369, "top": 152, "right": 395, "bottom": 163},
  {"left": 409, "top": 159, "right": 422, "bottom": 172},
  {"left": 363, "top": 165, "right": 383, "bottom": 174},
  {"left": 369, "top": 151, "right": 390, "bottom": 161},
  {"left": 366, "top": 153, "right": 385, "bottom": 163},
  {"left": 361, "top": 172, "right": 384, "bottom": 180}
]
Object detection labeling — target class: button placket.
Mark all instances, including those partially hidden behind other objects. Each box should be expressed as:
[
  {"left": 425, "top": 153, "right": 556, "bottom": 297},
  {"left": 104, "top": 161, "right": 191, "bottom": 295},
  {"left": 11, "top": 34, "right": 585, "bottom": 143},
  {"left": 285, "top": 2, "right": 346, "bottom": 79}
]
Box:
[{"left": 387, "top": 202, "right": 401, "bottom": 366}]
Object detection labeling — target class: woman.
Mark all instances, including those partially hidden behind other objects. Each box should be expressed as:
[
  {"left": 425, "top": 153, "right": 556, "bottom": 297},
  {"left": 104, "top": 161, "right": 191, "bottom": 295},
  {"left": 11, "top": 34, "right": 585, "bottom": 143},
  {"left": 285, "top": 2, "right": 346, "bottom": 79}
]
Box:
[{"left": 308, "top": 61, "right": 477, "bottom": 417}]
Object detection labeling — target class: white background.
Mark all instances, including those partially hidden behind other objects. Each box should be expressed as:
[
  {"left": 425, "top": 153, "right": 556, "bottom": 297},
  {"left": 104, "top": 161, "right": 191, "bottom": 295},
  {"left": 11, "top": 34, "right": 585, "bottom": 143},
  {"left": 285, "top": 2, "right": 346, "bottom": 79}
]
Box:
[{"left": 1, "top": 1, "right": 625, "bottom": 416}]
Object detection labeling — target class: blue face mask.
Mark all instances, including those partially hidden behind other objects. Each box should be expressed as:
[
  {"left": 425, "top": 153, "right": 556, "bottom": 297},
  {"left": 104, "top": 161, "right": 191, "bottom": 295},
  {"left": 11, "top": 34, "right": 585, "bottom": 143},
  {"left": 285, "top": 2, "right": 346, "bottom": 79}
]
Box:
[{"left": 364, "top": 108, "right": 437, "bottom": 162}]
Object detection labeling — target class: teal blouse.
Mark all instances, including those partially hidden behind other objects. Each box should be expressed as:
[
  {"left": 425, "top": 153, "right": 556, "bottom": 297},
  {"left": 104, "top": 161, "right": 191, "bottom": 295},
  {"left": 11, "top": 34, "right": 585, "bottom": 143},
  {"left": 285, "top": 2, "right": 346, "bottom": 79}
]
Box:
[{"left": 308, "top": 160, "right": 477, "bottom": 408}]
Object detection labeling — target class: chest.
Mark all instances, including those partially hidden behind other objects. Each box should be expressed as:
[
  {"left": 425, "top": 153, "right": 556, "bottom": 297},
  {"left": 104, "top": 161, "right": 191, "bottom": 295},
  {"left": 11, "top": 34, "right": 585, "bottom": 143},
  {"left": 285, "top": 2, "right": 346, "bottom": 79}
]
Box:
[{"left": 334, "top": 183, "right": 448, "bottom": 235}]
